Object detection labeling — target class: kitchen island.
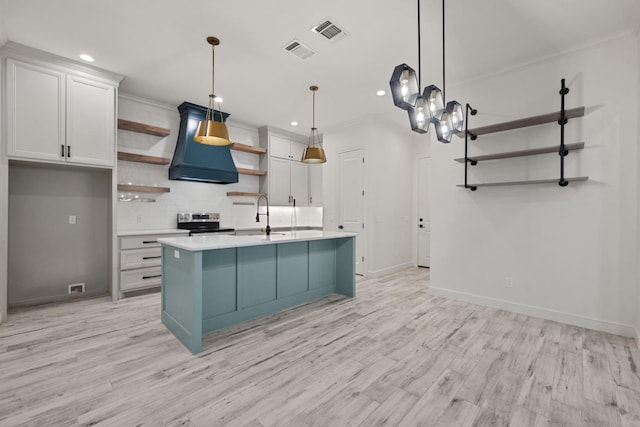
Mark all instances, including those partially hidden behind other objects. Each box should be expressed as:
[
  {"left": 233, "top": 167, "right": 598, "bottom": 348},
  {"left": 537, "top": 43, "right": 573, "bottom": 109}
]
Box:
[{"left": 158, "top": 231, "right": 356, "bottom": 353}]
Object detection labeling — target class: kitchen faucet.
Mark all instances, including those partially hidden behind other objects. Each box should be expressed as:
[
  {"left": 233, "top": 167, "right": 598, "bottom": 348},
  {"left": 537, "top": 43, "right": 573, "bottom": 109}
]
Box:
[{"left": 256, "top": 194, "right": 271, "bottom": 236}]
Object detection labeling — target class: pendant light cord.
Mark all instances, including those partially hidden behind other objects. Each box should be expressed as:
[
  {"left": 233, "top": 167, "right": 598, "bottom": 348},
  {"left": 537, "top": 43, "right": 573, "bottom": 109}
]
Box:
[
  {"left": 442, "top": 0, "right": 445, "bottom": 101},
  {"left": 417, "top": 0, "right": 421, "bottom": 90}
]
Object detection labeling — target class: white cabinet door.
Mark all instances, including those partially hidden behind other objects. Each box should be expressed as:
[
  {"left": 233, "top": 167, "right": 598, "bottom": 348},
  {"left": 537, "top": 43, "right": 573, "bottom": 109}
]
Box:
[
  {"left": 290, "top": 161, "right": 308, "bottom": 206},
  {"left": 66, "top": 76, "right": 115, "bottom": 167},
  {"left": 270, "top": 135, "right": 291, "bottom": 160},
  {"left": 269, "top": 157, "right": 291, "bottom": 205},
  {"left": 308, "top": 163, "right": 323, "bottom": 205},
  {"left": 290, "top": 141, "right": 307, "bottom": 162},
  {"left": 6, "top": 59, "right": 66, "bottom": 162}
]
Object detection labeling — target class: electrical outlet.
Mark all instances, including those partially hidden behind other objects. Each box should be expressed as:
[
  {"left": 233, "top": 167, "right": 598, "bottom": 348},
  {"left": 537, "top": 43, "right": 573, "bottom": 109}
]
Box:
[
  {"left": 69, "top": 215, "right": 77, "bottom": 225},
  {"left": 505, "top": 277, "right": 514, "bottom": 288},
  {"left": 68, "top": 283, "right": 85, "bottom": 294},
  {"left": 174, "top": 250, "right": 180, "bottom": 259},
  {"left": 136, "top": 215, "right": 142, "bottom": 223}
]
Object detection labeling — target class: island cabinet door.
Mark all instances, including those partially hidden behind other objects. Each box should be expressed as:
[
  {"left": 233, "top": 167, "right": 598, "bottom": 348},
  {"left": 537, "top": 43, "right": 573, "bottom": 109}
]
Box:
[
  {"left": 202, "top": 249, "right": 237, "bottom": 318},
  {"left": 309, "top": 239, "right": 337, "bottom": 290},
  {"left": 238, "top": 245, "right": 277, "bottom": 309},
  {"left": 277, "top": 242, "right": 309, "bottom": 298}
]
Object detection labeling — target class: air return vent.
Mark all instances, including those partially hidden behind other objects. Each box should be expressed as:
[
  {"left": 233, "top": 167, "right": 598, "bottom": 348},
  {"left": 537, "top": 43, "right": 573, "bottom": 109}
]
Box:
[
  {"left": 283, "top": 39, "right": 316, "bottom": 60},
  {"left": 311, "top": 17, "right": 348, "bottom": 42}
]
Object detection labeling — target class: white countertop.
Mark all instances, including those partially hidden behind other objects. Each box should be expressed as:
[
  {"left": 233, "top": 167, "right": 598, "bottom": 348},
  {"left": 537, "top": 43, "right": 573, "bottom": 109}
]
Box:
[
  {"left": 118, "top": 229, "right": 190, "bottom": 237},
  {"left": 158, "top": 230, "right": 356, "bottom": 251}
]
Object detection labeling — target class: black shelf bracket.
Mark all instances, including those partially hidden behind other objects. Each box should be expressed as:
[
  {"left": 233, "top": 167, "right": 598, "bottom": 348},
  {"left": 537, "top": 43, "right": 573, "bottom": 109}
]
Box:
[
  {"left": 558, "top": 78, "right": 569, "bottom": 187},
  {"left": 464, "top": 103, "right": 478, "bottom": 191}
]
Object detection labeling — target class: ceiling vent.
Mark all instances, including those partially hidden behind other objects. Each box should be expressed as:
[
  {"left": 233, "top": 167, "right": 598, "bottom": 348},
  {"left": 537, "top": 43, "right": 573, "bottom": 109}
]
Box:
[
  {"left": 311, "top": 17, "right": 348, "bottom": 43},
  {"left": 283, "top": 39, "right": 316, "bottom": 60}
]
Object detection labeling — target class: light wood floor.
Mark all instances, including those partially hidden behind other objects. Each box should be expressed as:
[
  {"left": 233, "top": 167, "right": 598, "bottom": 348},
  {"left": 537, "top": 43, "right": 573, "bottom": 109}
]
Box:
[{"left": 1, "top": 268, "right": 640, "bottom": 426}]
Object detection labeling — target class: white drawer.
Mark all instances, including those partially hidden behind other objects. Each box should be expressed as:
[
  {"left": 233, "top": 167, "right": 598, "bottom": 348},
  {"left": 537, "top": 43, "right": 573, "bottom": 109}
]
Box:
[
  {"left": 120, "top": 235, "right": 163, "bottom": 250},
  {"left": 120, "top": 247, "right": 162, "bottom": 270},
  {"left": 120, "top": 266, "right": 162, "bottom": 291}
]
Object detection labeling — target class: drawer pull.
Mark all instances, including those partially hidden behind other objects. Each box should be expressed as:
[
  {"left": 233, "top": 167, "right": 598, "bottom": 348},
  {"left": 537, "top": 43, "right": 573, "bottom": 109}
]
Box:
[
  {"left": 142, "top": 256, "right": 162, "bottom": 260},
  {"left": 142, "top": 274, "right": 162, "bottom": 280},
  {"left": 142, "top": 240, "right": 157, "bottom": 244}
]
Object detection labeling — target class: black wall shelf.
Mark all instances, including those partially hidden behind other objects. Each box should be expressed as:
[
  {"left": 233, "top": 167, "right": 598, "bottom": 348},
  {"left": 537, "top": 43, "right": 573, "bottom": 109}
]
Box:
[
  {"left": 457, "top": 176, "right": 588, "bottom": 189},
  {"left": 459, "top": 79, "right": 587, "bottom": 191},
  {"left": 454, "top": 106, "right": 585, "bottom": 138},
  {"left": 454, "top": 142, "right": 584, "bottom": 163}
]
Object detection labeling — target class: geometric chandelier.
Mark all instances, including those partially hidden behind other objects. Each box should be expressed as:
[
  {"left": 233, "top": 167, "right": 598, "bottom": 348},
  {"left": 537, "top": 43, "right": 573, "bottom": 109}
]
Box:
[{"left": 390, "top": 0, "right": 464, "bottom": 143}]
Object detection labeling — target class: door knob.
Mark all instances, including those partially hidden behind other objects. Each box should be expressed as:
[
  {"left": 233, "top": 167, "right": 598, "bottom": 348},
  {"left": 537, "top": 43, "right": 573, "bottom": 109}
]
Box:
[
  {"left": 419, "top": 224, "right": 424, "bottom": 228},
  {"left": 338, "top": 225, "right": 344, "bottom": 229}
]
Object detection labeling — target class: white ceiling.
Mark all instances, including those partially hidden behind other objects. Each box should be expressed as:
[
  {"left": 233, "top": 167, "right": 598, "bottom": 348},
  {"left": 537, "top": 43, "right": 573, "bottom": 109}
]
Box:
[{"left": 1, "top": 0, "right": 639, "bottom": 131}]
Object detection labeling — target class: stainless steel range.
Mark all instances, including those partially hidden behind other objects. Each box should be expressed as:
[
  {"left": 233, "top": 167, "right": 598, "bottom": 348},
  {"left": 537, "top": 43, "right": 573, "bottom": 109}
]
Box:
[{"left": 177, "top": 212, "right": 235, "bottom": 236}]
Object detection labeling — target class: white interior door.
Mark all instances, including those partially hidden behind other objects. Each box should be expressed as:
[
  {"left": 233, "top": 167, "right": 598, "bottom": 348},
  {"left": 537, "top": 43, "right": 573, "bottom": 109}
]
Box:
[
  {"left": 339, "top": 149, "right": 365, "bottom": 275},
  {"left": 418, "top": 157, "right": 431, "bottom": 267}
]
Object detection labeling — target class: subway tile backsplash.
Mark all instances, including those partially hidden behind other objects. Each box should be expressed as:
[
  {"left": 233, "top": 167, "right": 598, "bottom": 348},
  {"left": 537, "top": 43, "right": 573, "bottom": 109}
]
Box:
[{"left": 117, "top": 95, "right": 322, "bottom": 232}]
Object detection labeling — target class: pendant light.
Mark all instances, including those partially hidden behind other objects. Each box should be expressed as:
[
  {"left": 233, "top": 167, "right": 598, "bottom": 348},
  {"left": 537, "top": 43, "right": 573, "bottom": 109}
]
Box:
[
  {"left": 301, "top": 85, "right": 327, "bottom": 164},
  {"left": 194, "top": 36, "right": 231, "bottom": 146},
  {"left": 389, "top": 0, "right": 464, "bottom": 143}
]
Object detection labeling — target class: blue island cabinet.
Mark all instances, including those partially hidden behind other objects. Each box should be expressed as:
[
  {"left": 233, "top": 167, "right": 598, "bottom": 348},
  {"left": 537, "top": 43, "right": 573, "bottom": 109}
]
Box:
[{"left": 161, "top": 236, "right": 355, "bottom": 354}]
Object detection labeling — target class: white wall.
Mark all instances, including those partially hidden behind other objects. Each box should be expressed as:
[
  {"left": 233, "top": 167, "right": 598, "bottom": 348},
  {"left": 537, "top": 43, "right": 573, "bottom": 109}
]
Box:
[
  {"left": 430, "top": 34, "right": 639, "bottom": 337},
  {"left": 323, "top": 115, "right": 420, "bottom": 276},
  {"left": 637, "top": 33, "right": 640, "bottom": 342},
  {"left": 116, "top": 94, "right": 322, "bottom": 232}
]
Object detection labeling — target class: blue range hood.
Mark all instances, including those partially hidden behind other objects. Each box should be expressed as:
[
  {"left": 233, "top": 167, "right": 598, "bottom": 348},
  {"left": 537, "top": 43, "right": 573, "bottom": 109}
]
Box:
[{"left": 169, "top": 102, "right": 239, "bottom": 184}]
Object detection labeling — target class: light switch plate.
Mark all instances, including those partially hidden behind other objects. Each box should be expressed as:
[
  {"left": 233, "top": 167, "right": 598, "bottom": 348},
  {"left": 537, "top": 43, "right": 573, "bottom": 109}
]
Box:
[{"left": 69, "top": 215, "right": 77, "bottom": 225}]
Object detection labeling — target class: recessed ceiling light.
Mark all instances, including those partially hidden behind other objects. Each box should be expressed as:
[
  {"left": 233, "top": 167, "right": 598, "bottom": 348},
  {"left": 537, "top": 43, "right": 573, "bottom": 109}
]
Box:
[
  {"left": 376, "top": 90, "right": 386, "bottom": 96},
  {"left": 79, "top": 54, "right": 94, "bottom": 62},
  {"left": 214, "top": 96, "right": 223, "bottom": 103},
  {"left": 290, "top": 121, "right": 299, "bottom": 126}
]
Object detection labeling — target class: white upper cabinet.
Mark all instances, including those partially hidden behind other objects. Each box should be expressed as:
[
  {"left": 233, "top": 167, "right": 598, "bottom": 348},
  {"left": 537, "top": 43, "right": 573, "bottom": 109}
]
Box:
[
  {"left": 66, "top": 75, "right": 115, "bottom": 166},
  {"left": 308, "top": 162, "right": 323, "bottom": 206},
  {"left": 6, "top": 59, "right": 66, "bottom": 162},
  {"left": 259, "top": 126, "right": 320, "bottom": 207},
  {"left": 2, "top": 43, "right": 121, "bottom": 168}
]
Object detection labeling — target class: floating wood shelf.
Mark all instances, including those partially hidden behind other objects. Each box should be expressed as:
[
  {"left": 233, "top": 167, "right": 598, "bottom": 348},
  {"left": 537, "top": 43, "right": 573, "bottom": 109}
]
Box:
[
  {"left": 237, "top": 168, "right": 267, "bottom": 176},
  {"left": 117, "top": 151, "right": 171, "bottom": 165},
  {"left": 229, "top": 142, "right": 267, "bottom": 155},
  {"left": 226, "top": 192, "right": 264, "bottom": 197},
  {"left": 456, "top": 106, "right": 585, "bottom": 138},
  {"left": 454, "top": 142, "right": 585, "bottom": 163},
  {"left": 118, "top": 119, "right": 171, "bottom": 137},
  {"left": 457, "top": 176, "right": 589, "bottom": 188},
  {"left": 117, "top": 184, "right": 171, "bottom": 193}
]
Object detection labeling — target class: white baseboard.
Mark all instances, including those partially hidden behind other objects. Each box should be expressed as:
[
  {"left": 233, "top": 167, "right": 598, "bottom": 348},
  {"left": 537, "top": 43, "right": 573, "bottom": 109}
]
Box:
[
  {"left": 635, "top": 327, "right": 640, "bottom": 350},
  {"left": 366, "top": 262, "right": 414, "bottom": 278},
  {"left": 429, "top": 286, "right": 636, "bottom": 338}
]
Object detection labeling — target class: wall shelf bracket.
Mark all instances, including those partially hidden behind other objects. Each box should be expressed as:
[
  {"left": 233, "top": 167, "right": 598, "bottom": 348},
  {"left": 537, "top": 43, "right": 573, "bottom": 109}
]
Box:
[
  {"left": 558, "top": 78, "right": 569, "bottom": 187},
  {"left": 464, "top": 103, "right": 478, "bottom": 191}
]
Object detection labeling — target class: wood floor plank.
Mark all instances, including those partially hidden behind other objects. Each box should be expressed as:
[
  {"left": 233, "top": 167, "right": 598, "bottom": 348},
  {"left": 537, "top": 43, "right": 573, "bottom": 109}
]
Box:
[
  {"left": 516, "top": 354, "right": 557, "bottom": 416},
  {"left": 616, "top": 386, "right": 640, "bottom": 427},
  {"left": 552, "top": 350, "right": 583, "bottom": 409},
  {"left": 581, "top": 401, "right": 622, "bottom": 426},
  {"left": 358, "top": 388, "right": 419, "bottom": 427},
  {"left": 583, "top": 349, "right": 618, "bottom": 406},
  {"left": 397, "top": 368, "right": 466, "bottom": 427},
  {"left": 0, "top": 267, "right": 637, "bottom": 426}
]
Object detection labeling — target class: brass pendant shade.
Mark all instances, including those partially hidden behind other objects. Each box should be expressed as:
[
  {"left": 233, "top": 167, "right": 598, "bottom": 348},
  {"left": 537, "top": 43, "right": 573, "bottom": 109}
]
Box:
[
  {"left": 194, "top": 118, "right": 230, "bottom": 146},
  {"left": 302, "top": 85, "right": 327, "bottom": 164},
  {"left": 195, "top": 36, "right": 231, "bottom": 146},
  {"left": 302, "top": 146, "right": 327, "bottom": 163}
]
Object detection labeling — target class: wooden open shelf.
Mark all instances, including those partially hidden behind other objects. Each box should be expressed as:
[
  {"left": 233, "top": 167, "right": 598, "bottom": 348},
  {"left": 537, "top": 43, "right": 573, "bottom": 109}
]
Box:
[
  {"left": 454, "top": 142, "right": 585, "bottom": 163},
  {"left": 227, "top": 192, "right": 264, "bottom": 197},
  {"left": 229, "top": 142, "right": 267, "bottom": 155},
  {"left": 237, "top": 168, "right": 267, "bottom": 176},
  {"left": 457, "top": 176, "right": 589, "bottom": 188},
  {"left": 117, "top": 184, "right": 171, "bottom": 193},
  {"left": 117, "top": 151, "right": 171, "bottom": 165},
  {"left": 455, "top": 106, "right": 585, "bottom": 138},
  {"left": 118, "top": 119, "right": 171, "bottom": 137}
]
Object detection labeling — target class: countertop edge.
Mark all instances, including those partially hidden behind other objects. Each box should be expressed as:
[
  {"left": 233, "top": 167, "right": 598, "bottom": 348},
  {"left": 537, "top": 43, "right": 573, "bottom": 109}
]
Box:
[
  {"left": 158, "top": 231, "right": 356, "bottom": 251},
  {"left": 118, "top": 229, "right": 190, "bottom": 237}
]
